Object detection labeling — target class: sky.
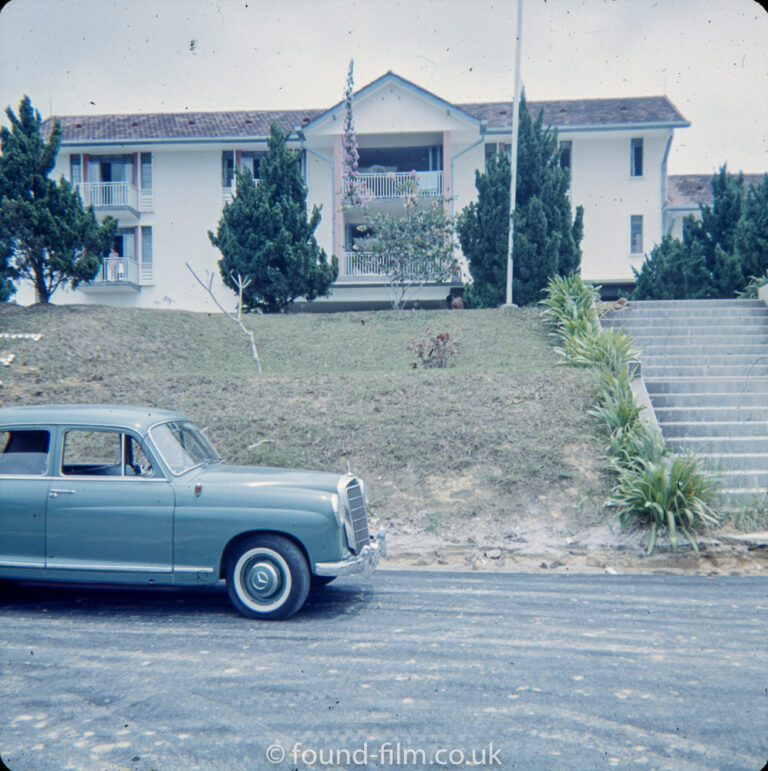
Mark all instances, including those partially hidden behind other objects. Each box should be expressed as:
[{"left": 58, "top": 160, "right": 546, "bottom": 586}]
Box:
[{"left": 0, "top": 0, "right": 766, "bottom": 175}]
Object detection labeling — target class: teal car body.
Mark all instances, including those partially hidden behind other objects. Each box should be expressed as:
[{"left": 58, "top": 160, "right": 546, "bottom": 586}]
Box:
[{"left": 0, "top": 405, "right": 383, "bottom": 619}]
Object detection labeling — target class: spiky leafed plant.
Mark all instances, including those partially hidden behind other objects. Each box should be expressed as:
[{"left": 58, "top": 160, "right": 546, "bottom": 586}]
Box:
[{"left": 610, "top": 454, "right": 721, "bottom": 554}]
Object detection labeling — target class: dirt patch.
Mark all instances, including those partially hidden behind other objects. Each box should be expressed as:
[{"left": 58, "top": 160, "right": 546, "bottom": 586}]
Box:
[{"left": 375, "top": 513, "right": 768, "bottom": 576}]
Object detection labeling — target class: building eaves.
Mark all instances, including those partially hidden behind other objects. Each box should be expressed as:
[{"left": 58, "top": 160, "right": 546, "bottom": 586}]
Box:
[
  {"left": 45, "top": 108, "right": 325, "bottom": 144},
  {"left": 460, "top": 96, "right": 689, "bottom": 131},
  {"left": 45, "top": 93, "right": 690, "bottom": 145},
  {"left": 667, "top": 173, "right": 767, "bottom": 208}
]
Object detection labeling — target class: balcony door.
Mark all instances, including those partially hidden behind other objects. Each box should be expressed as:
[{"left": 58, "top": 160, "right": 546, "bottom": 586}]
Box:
[{"left": 88, "top": 155, "right": 134, "bottom": 184}]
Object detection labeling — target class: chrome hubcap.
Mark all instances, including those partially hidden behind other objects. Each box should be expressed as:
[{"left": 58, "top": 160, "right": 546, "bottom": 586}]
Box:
[{"left": 245, "top": 560, "right": 281, "bottom": 599}]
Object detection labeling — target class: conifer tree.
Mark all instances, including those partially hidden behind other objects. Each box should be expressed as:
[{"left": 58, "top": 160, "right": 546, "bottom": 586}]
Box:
[
  {"left": 735, "top": 174, "right": 768, "bottom": 280},
  {"left": 209, "top": 123, "right": 337, "bottom": 313},
  {"left": 457, "top": 93, "right": 583, "bottom": 307},
  {"left": 0, "top": 96, "right": 116, "bottom": 303}
]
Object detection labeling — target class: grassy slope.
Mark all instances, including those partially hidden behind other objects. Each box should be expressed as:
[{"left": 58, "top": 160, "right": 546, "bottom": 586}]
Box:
[{"left": 0, "top": 303, "right": 610, "bottom": 537}]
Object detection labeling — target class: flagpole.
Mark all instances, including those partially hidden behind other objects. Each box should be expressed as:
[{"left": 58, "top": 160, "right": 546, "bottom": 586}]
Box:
[{"left": 505, "top": 0, "right": 523, "bottom": 307}]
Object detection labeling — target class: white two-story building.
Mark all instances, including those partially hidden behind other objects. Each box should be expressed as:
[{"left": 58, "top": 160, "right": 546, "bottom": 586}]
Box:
[{"left": 23, "top": 71, "right": 689, "bottom": 310}]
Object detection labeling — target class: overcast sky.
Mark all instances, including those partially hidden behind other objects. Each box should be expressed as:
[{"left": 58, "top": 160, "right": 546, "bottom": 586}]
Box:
[{"left": 1, "top": 0, "right": 766, "bottom": 175}]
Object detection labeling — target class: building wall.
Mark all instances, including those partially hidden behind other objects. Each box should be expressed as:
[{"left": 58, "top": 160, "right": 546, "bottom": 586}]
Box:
[{"left": 565, "top": 129, "right": 670, "bottom": 283}]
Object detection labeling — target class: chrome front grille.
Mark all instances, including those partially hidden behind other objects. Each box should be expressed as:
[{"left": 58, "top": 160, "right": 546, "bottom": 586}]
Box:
[{"left": 344, "top": 478, "right": 370, "bottom": 553}]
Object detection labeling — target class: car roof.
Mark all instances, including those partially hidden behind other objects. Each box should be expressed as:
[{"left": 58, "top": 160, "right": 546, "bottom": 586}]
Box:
[{"left": 0, "top": 404, "right": 189, "bottom": 434}]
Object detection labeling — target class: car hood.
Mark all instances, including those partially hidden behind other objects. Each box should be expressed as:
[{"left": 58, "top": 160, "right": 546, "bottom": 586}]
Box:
[{"left": 193, "top": 463, "right": 346, "bottom": 495}]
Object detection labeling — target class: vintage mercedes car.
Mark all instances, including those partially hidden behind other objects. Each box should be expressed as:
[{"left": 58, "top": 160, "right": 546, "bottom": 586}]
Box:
[{"left": 0, "top": 405, "right": 383, "bottom": 619}]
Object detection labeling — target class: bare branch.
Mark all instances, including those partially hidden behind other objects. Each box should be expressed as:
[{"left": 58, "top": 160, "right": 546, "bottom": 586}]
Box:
[{"left": 186, "top": 262, "right": 262, "bottom": 373}]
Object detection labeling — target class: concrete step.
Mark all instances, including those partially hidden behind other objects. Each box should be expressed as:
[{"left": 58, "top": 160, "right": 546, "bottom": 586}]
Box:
[
  {"left": 605, "top": 324, "right": 768, "bottom": 337},
  {"left": 645, "top": 378, "right": 768, "bottom": 395},
  {"left": 661, "top": 421, "right": 768, "bottom": 438},
  {"left": 603, "top": 316, "right": 768, "bottom": 330},
  {"left": 644, "top": 364, "right": 768, "bottom": 378},
  {"left": 604, "top": 306, "right": 768, "bottom": 320},
  {"left": 643, "top": 354, "right": 768, "bottom": 367},
  {"left": 718, "top": 469, "right": 768, "bottom": 489},
  {"left": 632, "top": 334, "right": 768, "bottom": 347},
  {"left": 655, "top": 405, "right": 768, "bottom": 422},
  {"left": 718, "top": 489, "right": 768, "bottom": 507},
  {"left": 651, "top": 392, "right": 768, "bottom": 408},
  {"left": 638, "top": 344, "right": 768, "bottom": 357},
  {"left": 667, "top": 446, "right": 768, "bottom": 464},
  {"left": 667, "top": 436, "right": 768, "bottom": 453},
  {"left": 619, "top": 299, "right": 766, "bottom": 309}
]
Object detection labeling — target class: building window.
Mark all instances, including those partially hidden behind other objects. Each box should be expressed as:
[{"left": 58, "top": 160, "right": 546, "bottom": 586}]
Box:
[
  {"left": 239, "top": 151, "right": 267, "bottom": 180},
  {"left": 222, "top": 151, "right": 235, "bottom": 187},
  {"left": 630, "top": 138, "right": 643, "bottom": 177},
  {"left": 88, "top": 154, "right": 134, "bottom": 183},
  {"left": 484, "top": 143, "right": 511, "bottom": 170},
  {"left": 345, "top": 223, "right": 370, "bottom": 251},
  {"left": 70, "top": 154, "right": 82, "bottom": 184},
  {"left": 141, "top": 226, "right": 153, "bottom": 283},
  {"left": 558, "top": 141, "right": 572, "bottom": 170},
  {"left": 140, "top": 153, "right": 152, "bottom": 191},
  {"left": 113, "top": 228, "right": 136, "bottom": 261},
  {"left": 630, "top": 215, "right": 643, "bottom": 254}
]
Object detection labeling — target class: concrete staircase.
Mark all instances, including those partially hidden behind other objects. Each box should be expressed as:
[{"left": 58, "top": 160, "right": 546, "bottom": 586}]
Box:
[{"left": 601, "top": 299, "right": 768, "bottom": 506}]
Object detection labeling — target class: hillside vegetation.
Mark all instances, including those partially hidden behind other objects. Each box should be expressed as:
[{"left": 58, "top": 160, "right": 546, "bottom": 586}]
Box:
[{"left": 0, "top": 302, "right": 611, "bottom": 564}]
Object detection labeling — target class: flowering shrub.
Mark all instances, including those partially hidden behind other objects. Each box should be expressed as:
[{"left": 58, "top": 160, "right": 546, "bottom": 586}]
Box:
[
  {"left": 407, "top": 331, "right": 460, "bottom": 369},
  {"left": 341, "top": 60, "right": 368, "bottom": 208}
]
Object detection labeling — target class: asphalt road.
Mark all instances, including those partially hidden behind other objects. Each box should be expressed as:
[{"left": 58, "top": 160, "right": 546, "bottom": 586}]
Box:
[{"left": 1, "top": 570, "right": 766, "bottom": 771}]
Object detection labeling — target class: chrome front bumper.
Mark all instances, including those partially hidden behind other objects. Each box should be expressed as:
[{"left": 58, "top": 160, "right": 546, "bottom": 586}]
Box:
[{"left": 314, "top": 532, "right": 386, "bottom": 577}]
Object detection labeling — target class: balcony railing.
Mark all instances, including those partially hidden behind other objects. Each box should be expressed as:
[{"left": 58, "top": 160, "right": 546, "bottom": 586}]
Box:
[
  {"left": 341, "top": 251, "right": 457, "bottom": 281},
  {"left": 78, "top": 182, "right": 142, "bottom": 212},
  {"left": 91, "top": 256, "right": 139, "bottom": 286},
  {"left": 343, "top": 171, "right": 443, "bottom": 202}
]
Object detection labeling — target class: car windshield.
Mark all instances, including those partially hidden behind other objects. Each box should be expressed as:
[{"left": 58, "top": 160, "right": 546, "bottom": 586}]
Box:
[{"left": 149, "top": 420, "right": 221, "bottom": 475}]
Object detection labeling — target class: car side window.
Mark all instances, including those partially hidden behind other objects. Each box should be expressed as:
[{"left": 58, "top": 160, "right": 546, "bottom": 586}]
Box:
[
  {"left": 61, "top": 430, "right": 159, "bottom": 478},
  {"left": 126, "top": 436, "right": 157, "bottom": 478},
  {"left": 0, "top": 429, "right": 51, "bottom": 475},
  {"left": 62, "top": 429, "right": 122, "bottom": 476}
]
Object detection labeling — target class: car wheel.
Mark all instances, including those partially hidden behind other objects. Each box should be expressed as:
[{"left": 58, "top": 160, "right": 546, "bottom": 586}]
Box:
[
  {"left": 311, "top": 575, "right": 337, "bottom": 588},
  {"left": 226, "top": 535, "right": 310, "bottom": 620}
]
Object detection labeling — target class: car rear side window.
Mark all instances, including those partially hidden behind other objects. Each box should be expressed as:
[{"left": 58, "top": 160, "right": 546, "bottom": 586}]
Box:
[{"left": 0, "top": 429, "right": 51, "bottom": 475}]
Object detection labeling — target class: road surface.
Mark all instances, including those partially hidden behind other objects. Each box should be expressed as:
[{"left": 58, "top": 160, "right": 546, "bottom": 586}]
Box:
[{"left": 1, "top": 571, "right": 766, "bottom": 770}]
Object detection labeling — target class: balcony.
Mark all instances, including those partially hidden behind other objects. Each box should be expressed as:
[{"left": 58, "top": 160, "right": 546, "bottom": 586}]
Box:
[
  {"left": 81, "top": 256, "right": 140, "bottom": 293},
  {"left": 343, "top": 171, "right": 443, "bottom": 203},
  {"left": 340, "top": 251, "right": 458, "bottom": 283},
  {"left": 78, "top": 182, "right": 150, "bottom": 214}
]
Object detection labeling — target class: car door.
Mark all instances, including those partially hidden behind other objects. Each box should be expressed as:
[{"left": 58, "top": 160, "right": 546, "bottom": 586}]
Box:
[
  {"left": 46, "top": 427, "right": 175, "bottom": 575},
  {"left": 0, "top": 426, "right": 52, "bottom": 569}
]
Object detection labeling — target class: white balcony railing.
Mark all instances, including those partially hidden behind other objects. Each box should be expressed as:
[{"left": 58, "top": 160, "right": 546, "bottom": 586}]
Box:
[
  {"left": 344, "top": 171, "right": 443, "bottom": 202},
  {"left": 79, "top": 181, "right": 139, "bottom": 211},
  {"left": 92, "top": 256, "right": 139, "bottom": 285},
  {"left": 341, "top": 251, "right": 456, "bottom": 281}
]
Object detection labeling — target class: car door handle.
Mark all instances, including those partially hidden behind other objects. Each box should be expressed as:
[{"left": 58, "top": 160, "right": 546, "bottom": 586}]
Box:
[{"left": 49, "top": 488, "right": 76, "bottom": 497}]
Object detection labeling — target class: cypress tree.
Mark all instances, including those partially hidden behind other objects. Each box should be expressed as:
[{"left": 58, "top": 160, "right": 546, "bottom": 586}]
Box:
[
  {"left": 457, "top": 93, "right": 583, "bottom": 307},
  {"left": 0, "top": 96, "right": 116, "bottom": 303},
  {"left": 209, "top": 123, "right": 337, "bottom": 313},
  {"left": 735, "top": 174, "right": 768, "bottom": 280}
]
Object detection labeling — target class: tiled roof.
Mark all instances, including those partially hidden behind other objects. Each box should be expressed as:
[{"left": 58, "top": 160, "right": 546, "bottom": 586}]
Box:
[
  {"left": 667, "top": 173, "right": 767, "bottom": 208},
  {"left": 45, "top": 108, "right": 325, "bottom": 143},
  {"left": 44, "top": 95, "right": 687, "bottom": 144},
  {"left": 460, "top": 96, "right": 688, "bottom": 129}
]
